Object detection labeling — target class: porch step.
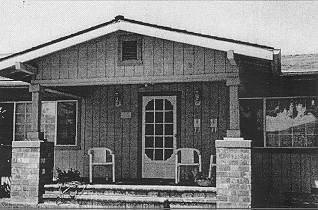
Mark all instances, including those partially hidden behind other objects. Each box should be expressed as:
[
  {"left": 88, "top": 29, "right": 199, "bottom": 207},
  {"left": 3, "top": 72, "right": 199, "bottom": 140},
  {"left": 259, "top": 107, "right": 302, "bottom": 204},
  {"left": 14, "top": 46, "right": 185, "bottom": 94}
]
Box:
[{"left": 43, "top": 183, "right": 216, "bottom": 208}]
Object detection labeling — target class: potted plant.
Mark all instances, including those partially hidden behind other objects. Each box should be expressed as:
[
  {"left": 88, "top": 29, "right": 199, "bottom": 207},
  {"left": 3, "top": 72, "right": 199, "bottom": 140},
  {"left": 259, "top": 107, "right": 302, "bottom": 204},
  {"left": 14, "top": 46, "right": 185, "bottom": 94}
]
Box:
[
  {"left": 53, "top": 168, "right": 81, "bottom": 183},
  {"left": 190, "top": 169, "right": 214, "bottom": 187}
]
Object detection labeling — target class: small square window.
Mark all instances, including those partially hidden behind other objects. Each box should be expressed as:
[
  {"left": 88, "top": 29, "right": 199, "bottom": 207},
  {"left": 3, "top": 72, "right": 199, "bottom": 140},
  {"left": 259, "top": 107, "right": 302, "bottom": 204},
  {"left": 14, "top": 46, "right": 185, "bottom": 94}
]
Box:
[{"left": 118, "top": 35, "right": 142, "bottom": 66}]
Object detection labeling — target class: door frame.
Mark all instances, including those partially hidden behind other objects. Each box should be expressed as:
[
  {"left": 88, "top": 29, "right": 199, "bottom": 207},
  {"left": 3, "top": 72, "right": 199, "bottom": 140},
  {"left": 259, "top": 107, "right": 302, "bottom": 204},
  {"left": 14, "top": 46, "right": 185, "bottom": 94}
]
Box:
[{"left": 137, "top": 91, "right": 181, "bottom": 178}]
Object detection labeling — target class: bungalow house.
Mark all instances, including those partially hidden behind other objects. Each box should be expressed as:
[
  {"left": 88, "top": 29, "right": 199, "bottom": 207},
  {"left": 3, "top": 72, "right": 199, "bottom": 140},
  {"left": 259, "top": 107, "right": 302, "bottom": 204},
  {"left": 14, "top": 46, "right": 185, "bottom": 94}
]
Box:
[{"left": 1, "top": 16, "right": 316, "bottom": 208}]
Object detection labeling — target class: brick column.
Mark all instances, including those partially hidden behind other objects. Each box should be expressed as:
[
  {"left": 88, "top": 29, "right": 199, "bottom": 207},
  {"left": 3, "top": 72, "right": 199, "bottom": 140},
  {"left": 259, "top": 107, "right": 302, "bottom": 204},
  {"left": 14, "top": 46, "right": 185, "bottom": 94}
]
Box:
[
  {"left": 215, "top": 138, "right": 251, "bottom": 208},
  {"left": 10, "top": 140, "right": 54, "bottom": 204}
]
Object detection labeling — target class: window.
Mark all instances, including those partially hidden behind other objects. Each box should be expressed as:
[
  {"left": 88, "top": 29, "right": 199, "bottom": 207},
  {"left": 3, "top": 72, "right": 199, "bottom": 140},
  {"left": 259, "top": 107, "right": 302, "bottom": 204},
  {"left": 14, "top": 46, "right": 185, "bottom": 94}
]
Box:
[
  {"left": 240, "top": 97, "right": 317, "bottom": 148},
  {"left": 13, "top": 100, "right": 78, "bottom": 146},
  {"left": 118, "top": 35, "right": 142, "bottom": 66}
]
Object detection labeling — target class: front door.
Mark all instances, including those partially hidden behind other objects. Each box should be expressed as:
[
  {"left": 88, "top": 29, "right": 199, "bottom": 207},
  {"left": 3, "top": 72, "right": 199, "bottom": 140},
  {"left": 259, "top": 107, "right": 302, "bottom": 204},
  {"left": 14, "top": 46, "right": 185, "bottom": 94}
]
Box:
[{"left": 142, "top": 96, "right": 177, "bottom": 179}]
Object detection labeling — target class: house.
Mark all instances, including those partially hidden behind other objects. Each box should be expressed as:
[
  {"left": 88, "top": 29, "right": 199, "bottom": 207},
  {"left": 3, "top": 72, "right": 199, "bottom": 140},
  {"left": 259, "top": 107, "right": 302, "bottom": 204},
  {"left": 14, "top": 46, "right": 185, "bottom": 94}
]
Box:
[{"left": 1, "top": 15, "right": 315, "bottom": 208}]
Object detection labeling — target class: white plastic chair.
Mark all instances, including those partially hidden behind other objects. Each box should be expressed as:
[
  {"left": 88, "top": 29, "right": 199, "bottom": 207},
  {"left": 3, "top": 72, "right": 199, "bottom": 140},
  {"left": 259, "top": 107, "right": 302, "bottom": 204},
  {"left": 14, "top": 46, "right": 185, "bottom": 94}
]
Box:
[
  {"left": 175, "top": 148, "right": 202, "bottom": 184},
  {"left": 88, "top": 147, "right": 115, "bottom": 183}
]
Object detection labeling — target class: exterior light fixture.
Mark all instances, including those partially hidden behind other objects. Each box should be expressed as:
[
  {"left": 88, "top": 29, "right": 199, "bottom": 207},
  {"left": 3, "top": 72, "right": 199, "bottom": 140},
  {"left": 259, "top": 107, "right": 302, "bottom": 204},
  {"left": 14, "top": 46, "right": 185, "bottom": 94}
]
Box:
[
  {"left": 194, "top": 89, "right": 201, "bottom": 106},
  {"left": 115, "top": 92, "right": 121, "bottom": 107}
]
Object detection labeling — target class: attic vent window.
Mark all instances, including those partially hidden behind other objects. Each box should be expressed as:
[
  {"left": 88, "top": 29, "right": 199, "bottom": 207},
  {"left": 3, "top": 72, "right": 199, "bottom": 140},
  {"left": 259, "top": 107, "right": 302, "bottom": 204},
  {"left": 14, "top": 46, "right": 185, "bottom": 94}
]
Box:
[
  {"left": 122, "top": 40, "right": 138, "bottom": 61},
  {"left": 118, "top": 35, "right": 142, "bottom": 66}
]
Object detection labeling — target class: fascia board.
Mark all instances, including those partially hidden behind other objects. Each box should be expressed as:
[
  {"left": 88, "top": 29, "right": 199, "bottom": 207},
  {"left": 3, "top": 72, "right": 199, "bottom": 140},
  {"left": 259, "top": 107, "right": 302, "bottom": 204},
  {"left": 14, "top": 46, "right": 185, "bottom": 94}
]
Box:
[
  {"left": 0, "top": 20, "right": 273, "bottom": 70},
  {"left": 118, "top": 22, "right": 273, "bottom": 60}
]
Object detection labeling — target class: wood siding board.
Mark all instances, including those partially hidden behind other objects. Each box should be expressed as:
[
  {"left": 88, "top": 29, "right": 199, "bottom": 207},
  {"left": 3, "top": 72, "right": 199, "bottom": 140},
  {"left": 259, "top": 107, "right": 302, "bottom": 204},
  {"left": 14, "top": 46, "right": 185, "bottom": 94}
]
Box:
[
  {"left": 99, "top": 86, "right": 108, "bottom": 147},
  {"left": 130, "top": 85, "right": 138, "bottom": 178},
  {"left": 163, "top": 40, "right": 174, "bottom": 76},
  {"left": 218, "top": 82, "right": 228, "bottom": 139},
  {"left": 281, "top": 153, "right": 291, "bottom": 193},
  {"left": 173, "top": 42, "right": 184, "bottom": 75},
  {"left": 59, "top": 49, "right": 70, "bottom": 79},
  {"left": 201, "top": 82, "right": 212, "bottom": 172},
  {"left": 301, "top": 153, "right": 311, "bottom": 193},
  {"left": 42, "top": 57, "right": 51, "bottom": 80},
  {"left": 114, "top": 86, "right": 123, "bottom": 178},
  {"left": 153, "top": 38, "right": 164, "bottom": 76},
  {"left": 92, "top": 87, "right": 101, "bottom": 147},
  {"left": 178, "top": 83, "right": 186, "bottom": 148},
  {"left": 78, "top": 43, "right": 88, "bottom": 79},
  {"left": 68, "top": 150, "right": 77, "bottom": 171},
  {"left": 214, "top": 50, "right": 226, "bottom": 74},
  {"left": 68, "top": 46, "right": 78, "bottom": 79},
  {"left": 36, "top": 59, "right": 44, "bottom": 80},
  {"left": 87, "top": 41, "right": 97, "bottom": 78},
  {"left": 310, "top": 153, "right": 318, "bottom": 190},
  {"left": 204, "top": 48, "right": 215, "bottom": 74},
  {"left": 122, "top": 85, "right": 131, "bottom": 178},
  {"left": 185, "top": 83, "right": 194, "bottom": 148},
  {"left": 96, "top": 39, "right": 106, "bottom": 78},
  {"left": 194, "top": 46, "right": 205, "bottom": 75},
  {"left": 252, "top": 152, "right": 265, "bottom": 198},
  {"left": 76, "top": 150, "right": 85, "bottom": 177},
  {"left": 54, "top": 150, "right": 63, "bottom": 169},
  {"left": 261, "top": 152, "right": 272, "bottom": 197},
  {"left": 51, "top": 53, "right": 60, "bottom": 80},
  {"left": 125, "top": 65, "right": 135, "bottom": 77},
  {"left": 105, "top": 35, "right": 115, "bottom": 78},
  {"left": 143, "top": 36, "right": 154, "bottom": 77},
  {"left": 291, "top": 153, "right": 301, "bottom": 193},
  {"left": 184, "top": 44, "right": 194, "bottom": 75}
]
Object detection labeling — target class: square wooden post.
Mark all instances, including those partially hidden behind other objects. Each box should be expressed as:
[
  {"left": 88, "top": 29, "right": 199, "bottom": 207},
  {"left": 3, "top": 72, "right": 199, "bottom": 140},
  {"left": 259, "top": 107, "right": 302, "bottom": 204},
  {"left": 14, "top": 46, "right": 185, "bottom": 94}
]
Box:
[{"left": 226, "top": 79, "right": 241, "bottom": 138}]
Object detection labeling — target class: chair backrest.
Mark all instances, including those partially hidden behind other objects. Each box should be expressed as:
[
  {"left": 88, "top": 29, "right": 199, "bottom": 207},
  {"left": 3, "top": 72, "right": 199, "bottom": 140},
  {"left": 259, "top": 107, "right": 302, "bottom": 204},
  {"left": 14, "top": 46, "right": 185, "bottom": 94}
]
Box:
[
  {"left": 175, "top": 148, "right": 200, "bottom": 164},
  {"left": 88, "top": 148, "right": 114, "bottom": 164}
]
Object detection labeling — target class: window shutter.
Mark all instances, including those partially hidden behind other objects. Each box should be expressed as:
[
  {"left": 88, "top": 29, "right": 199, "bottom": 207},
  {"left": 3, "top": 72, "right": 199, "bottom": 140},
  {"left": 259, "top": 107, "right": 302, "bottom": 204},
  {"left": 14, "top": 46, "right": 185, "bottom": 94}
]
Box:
[{"left": 122, "top": 40, "right": 138, "bottom": 61}]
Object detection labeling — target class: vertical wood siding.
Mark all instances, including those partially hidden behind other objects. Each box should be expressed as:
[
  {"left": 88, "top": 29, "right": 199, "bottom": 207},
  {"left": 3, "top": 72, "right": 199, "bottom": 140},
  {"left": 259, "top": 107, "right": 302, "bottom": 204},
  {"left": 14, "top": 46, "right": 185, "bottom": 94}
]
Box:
[
  {"left": 252, "top": 149, "right": 318, "bottom": 207},
  {"left": 54, "top": 82, "right": 229, "bottom": 179},
  {"left": 35, "top": 32, "right": 238, "bottom": 81}
]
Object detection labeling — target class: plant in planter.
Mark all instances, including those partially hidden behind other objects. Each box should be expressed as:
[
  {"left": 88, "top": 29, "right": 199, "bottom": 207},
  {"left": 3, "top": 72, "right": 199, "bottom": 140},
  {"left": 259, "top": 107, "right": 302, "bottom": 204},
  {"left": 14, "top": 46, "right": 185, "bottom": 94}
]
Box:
[
  {"left": 190, "top": 168, "right": 214, "bottom": 187},
  {"left": 53, "top": 168, "right": 81, "bottom": 183}
]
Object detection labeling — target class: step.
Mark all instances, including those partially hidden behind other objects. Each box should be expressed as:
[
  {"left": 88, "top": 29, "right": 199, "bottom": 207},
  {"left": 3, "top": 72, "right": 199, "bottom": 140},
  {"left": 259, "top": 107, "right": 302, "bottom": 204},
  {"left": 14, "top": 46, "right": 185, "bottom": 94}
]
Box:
[{"left": 43, "top": 183, "right": 216, "bottom": 208}]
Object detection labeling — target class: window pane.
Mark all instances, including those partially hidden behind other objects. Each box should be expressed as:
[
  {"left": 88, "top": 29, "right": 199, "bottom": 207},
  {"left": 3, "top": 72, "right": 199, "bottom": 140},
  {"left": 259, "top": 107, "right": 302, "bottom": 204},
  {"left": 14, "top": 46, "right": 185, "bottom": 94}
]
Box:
[
  {"left": 165, "top": 124, "right": 173, "bottom": 135},
  {"left": 145, "top": 124, "right": 154, "bottom": 135},
  {"left": 164, "top": 137, "right": 173, "bottom": 148},
  {"left": 145, "top": 149, "right": 154, "bottom": 160},
  {"left": 26, "top": 103, "right": 32, "bottom": 113},
  {"left": 165, "top": 99, "right": 173, "bottom": 110},
  {"left": 164, "top": 149, "right": 173, "bottom": 160},
  {"left": 15, "top": 114, "right": 25, "bottom": 123},
  {"left": 146, "top": 112, "right": 154, "bottom": 123},
  {"left": 56, "top": 101, "right": 77, "bottom": 145},
  {"left": 155, "top": 137, "right": 163, "bottom": 148},
  {"left": 145, "top": 137, "right": 154, "bottom": 148},
  {"left": 146, "top": 100, "right": 154, "bottom": 110},
  {"left": 155, "top": 124, "right": 163, "bottom": 135},
  {"left": 165, "top": 111, "right": 173, "bottom": 123},
  {"left": 155, "top": 112, "right": 163, "bottom": 123},
  {"left": 16, "top": 103, "right": 25, "bottom": 114},
  {"left": 155, "top": 99, "right": 163, "bottom": 110},
  {"left": 122, "top": 40, "right": 137, "bottom": 61},
  {"left": 155, "top": 149, "right": 163, "bottom": 160}
]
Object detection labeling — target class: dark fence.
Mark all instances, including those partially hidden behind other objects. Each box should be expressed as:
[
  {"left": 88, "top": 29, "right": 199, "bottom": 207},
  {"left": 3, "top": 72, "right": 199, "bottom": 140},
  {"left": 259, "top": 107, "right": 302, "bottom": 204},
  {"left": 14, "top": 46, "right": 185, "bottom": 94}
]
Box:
[
  {"left": 252, "top": 148, "right": 318, "bottom": 208},
  {"left": 0, "top": 144, "right": 11, "bottom": 198}
]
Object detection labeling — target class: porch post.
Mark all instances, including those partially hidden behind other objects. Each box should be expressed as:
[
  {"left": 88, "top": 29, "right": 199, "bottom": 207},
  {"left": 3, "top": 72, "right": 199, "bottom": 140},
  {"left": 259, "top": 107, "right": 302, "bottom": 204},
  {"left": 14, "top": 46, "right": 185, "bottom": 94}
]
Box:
[
  {"left": 226, "top": 78, "right": 241, "bottom": 138},
  {"left": 10, "top": 84, "right": 54, "bottom": 205}
]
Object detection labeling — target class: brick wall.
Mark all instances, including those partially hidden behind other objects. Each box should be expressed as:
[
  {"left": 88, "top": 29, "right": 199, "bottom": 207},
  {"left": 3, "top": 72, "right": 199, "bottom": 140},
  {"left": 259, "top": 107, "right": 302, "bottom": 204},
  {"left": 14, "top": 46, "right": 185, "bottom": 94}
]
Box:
[{"left": 215, "top": 138, "right": 251, "bottom": 208}]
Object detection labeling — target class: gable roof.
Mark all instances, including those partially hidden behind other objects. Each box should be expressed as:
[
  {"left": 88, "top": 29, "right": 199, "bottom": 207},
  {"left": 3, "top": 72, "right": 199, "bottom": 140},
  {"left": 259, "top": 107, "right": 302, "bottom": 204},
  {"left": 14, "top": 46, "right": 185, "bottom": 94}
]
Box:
[{"left": 0, "top": 15, "right": 276, "bottom": 71}]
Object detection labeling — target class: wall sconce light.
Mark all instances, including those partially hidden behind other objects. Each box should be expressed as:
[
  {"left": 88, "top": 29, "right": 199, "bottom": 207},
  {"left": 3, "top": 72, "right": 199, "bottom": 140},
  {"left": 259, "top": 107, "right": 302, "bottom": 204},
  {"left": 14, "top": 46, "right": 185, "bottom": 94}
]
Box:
[
  {"left": 115, "top": 92, "right": 121, "bottom": 107},
  {"left": 194, "top": 89, "right": 201, "bottom": 106}
]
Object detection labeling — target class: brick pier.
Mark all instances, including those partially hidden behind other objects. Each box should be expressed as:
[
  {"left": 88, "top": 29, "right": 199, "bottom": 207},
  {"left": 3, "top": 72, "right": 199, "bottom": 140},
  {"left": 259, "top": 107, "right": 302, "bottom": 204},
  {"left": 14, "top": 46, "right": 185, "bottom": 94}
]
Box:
[
  {"left": 10, "top": 141, "right": 54, "bottom": 204},
  {"left": 215, "top": 138, "right": 251, "bottom": 208}
]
